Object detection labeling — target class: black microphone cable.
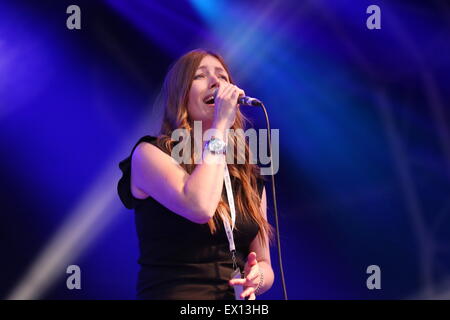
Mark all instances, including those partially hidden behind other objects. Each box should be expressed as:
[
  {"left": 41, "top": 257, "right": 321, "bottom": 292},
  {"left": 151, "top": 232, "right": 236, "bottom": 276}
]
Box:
[{"left": 254, "top": 101, "right": 288, "bottom": 301}]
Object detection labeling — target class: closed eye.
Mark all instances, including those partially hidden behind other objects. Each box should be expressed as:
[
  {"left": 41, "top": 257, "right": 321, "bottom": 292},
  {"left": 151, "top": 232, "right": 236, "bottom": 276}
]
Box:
[{"left": 194, "top": 73, "right": 228, "bottom": 81}]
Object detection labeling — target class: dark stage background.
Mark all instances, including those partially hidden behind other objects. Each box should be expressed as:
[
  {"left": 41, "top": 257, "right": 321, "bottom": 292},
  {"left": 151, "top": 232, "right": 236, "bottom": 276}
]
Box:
[{"left": 1, "top": 0, "right": 449, "bottom": 299}]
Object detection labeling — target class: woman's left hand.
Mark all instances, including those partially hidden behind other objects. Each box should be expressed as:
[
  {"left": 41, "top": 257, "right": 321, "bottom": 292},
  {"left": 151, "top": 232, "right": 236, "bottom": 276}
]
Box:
[{"left": 229, "top": 251, "right": 261, "bottom": 300}]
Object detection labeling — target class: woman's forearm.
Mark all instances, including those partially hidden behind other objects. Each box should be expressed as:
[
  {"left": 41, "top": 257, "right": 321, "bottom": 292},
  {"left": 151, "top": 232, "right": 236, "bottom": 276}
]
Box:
[
  {"left": 256, "top": 260, "right": 275, "bottom": 296},
  {"left": 182, "top": 124, "right": 228, "bottom": 222}
]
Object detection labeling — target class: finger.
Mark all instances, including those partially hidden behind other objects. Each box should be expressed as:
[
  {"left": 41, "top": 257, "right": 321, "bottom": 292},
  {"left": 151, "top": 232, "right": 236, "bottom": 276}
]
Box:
[
  {"left": 236, "top": 88, "right": 245, "bottom": 99},
  {"left": 240, "top": 287, "right": 255, "bottom": 299},
  {"left": 214, "top": 83, "right": 230, "bottom": 100},
  {"left": 229, "top": 86, "right": 239, "bottom": 98},
  {"left": 226, "top": 84, "right": 244, "bottom": 99},
  {"left": 249, "top": 293, "right": 256, "bottom": 300},
  {"left": 247, "top": 252, "right": 258, "bottom": 266},
  {"left": 216, "top": 82, "right": 229, "bottom": 95},
  {"left": 213, "top": 87, "right": 220, "bottom": 99},
  {"left": 229, "top": 279, "right": 246, "bottom": 286},
  {"left": 225, "top": 85, "right": 239, "bottom": 101},
  {"left": 220, "top": 83, "right": 235, "bottom": 98},
  {"left": 231, "top": 87, "right": 246, "bottom": 105}
]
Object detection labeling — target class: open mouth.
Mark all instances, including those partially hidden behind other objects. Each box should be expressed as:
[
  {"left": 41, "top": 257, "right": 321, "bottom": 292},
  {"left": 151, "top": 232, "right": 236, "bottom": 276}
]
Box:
[{"left": 203, "top": 95, "right": 215, "bottom": 106}]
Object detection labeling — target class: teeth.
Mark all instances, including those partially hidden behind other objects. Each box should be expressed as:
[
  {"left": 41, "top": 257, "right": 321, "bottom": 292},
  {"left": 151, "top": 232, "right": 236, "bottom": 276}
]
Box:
[{"left": 204, "top": 95, "right": 215, "bottom": 104}]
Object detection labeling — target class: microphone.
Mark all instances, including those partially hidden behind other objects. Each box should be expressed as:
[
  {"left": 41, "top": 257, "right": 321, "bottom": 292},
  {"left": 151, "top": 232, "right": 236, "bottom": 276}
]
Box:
[
  {"left": 213, "top": 88, "right": 263, "bottom": 106},
  {"left": 238, "top": 96, "right": 262, "bottom": 106}
]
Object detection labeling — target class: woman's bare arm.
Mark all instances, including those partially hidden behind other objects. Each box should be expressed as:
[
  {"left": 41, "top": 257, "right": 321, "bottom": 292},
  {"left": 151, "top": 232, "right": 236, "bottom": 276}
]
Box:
[{"left": 131, "top": 125, "right": 228, "bottom": 224}]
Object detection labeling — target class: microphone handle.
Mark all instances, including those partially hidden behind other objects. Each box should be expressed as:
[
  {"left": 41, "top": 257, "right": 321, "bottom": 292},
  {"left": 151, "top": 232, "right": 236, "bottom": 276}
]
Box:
[{"left": 238, "top": 96, "right": 262, "bottom": 106}]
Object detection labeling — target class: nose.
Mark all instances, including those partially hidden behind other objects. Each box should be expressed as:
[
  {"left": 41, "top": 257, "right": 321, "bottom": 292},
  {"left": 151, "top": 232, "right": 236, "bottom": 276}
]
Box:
[{"left": 209, "top": 75, "right": 221, "bottom": 90}]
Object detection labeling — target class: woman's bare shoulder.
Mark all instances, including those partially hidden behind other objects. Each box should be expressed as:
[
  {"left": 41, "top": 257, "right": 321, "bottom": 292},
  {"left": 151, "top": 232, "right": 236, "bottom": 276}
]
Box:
[{"left": 130, "top": 140, "right": 189, "bottom": 201}]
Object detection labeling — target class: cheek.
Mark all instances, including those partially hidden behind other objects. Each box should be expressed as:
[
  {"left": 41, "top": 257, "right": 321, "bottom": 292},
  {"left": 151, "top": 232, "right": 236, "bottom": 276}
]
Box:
[
  {"left": 188, "top": 82, "right": 198, "bottom": 97},
  {"left": 188, "top": 84, "right": 203, "bottom": 108},
  {"left": 187, "top": 92, "right": 201, "bottom": 119},
  {"left": 187, "top": 92, "right": 197, "bottom": 112}
]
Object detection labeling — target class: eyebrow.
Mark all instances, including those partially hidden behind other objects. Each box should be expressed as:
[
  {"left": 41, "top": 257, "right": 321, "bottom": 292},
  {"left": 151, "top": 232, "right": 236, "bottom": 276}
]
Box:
[{"left": 197, "top": 66, "right": 227, "bottom": 74}]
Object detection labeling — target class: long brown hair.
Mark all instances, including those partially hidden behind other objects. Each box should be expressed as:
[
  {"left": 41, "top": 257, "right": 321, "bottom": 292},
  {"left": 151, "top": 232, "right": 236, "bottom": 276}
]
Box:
[{"left": 153, "top": 49, "right": 273, "bottom": 247}]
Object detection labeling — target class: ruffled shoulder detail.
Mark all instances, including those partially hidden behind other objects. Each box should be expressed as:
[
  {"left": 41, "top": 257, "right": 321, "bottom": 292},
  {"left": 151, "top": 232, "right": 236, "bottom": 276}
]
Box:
[{"left": 117, "top": 135, "right": 158, "bottom": 209}]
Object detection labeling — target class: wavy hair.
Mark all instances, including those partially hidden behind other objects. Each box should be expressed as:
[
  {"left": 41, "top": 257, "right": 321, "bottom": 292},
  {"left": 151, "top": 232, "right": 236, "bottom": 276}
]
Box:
[{"left": 153, "top": 49, "right": 273, "bottom": 247}]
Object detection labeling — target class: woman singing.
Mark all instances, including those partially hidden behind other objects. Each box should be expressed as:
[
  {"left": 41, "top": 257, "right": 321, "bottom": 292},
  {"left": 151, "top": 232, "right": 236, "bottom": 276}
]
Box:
[{"left": 117, "top": 49, "right": 274, "bottom": 300}]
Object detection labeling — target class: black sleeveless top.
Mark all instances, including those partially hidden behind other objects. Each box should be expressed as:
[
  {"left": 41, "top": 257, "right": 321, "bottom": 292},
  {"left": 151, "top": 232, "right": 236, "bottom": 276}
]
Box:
[{"left": 117, "top": 135, "right": 266, "bottom": 300}]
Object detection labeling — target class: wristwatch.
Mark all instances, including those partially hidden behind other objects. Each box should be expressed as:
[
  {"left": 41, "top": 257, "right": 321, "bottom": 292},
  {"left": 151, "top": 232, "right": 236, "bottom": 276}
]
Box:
[{"left": 204, "top": 136, "right": 227, "bottom": 155}]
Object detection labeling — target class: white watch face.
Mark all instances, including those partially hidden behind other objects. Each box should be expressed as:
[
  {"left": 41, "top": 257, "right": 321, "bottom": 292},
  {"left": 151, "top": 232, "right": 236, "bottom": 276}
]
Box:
[{"left": 209, "top": 139, "right": 225, "bottom": 152}]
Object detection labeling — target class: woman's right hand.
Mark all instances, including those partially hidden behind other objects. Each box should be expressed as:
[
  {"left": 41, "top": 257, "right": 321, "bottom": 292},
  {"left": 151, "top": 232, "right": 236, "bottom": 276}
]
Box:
[{"left": 212, "top": 83, "right": 245, "bottom": 130}]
